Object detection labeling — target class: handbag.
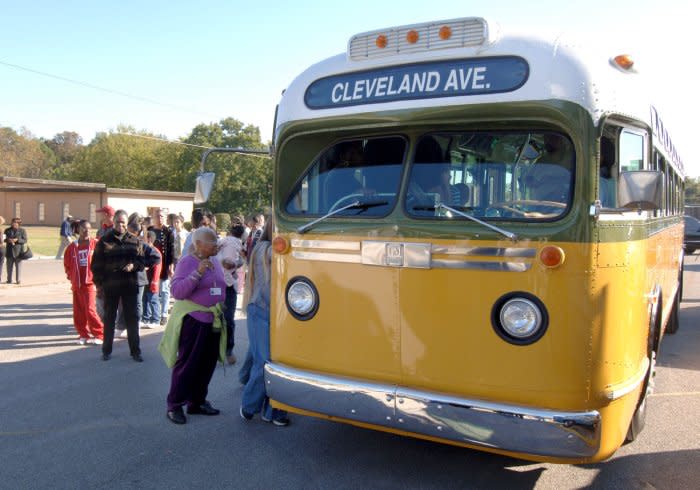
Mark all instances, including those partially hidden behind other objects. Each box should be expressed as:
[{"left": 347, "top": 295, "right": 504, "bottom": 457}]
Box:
[{"left": 19, "top": 243, "right": 33, "bottom": 260}]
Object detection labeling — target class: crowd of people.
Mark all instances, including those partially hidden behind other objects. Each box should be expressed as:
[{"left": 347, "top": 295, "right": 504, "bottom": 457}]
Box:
[{"left": 47, "top": 205, "right": 284, "bottom": 426}]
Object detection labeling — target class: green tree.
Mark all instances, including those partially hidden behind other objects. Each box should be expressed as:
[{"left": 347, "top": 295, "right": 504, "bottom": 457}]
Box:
[
  {"left": 44, "top": 131, "right": 84, "bottom": 179},
  {"left": 179, "top": 118, "right": 271, "bottom": 215},
  {"left": 0, "top": 127, "right": 56, "bottom": 178},
  {"left": 63, "top": 125, "right": 185, "bottom": 188},
  {"left": 685, "top": 177, "right": 700, "bottom": 205}
]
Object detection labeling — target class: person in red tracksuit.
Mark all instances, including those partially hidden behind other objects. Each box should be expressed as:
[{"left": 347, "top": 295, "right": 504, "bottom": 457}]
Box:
[{"left": 64, "top": 220, "right": 104, "bottom": 345}]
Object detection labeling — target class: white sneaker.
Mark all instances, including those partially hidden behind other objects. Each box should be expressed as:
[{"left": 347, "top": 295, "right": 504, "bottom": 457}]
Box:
[
  {"left": 77, "top": 337, "right": 88, "bottom": 346},
  {"left": 87, "top": 338, "right": 104, "bottom": 345},
  {"left": 140, "top": 323, "right": 152, "bottom": 329},
  {"left": 119, "top": 329, "right": 128, "bottom": 338}
]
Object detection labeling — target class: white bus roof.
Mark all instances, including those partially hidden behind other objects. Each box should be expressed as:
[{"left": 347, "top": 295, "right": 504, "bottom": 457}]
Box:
[{"left": 276, "top": 17, "right": 683, "bottom": 176}]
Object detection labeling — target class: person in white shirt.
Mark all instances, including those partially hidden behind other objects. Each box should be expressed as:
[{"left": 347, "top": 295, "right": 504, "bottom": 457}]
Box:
[
  {"left": 172, "top": 214, "right": 189, "bottom": 266},
  {"left": 216, "top": 223, "right": 245, "bottom": 364}
]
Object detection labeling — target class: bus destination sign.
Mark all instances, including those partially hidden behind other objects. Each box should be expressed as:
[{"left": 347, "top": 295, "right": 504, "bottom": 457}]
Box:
[{"left": 305, "top": 56, "right": 529, "bottom": 109}]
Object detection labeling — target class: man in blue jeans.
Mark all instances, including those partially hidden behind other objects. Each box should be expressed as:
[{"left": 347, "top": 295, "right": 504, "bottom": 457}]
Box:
[
  {"left": 148, "top": 208, "right": 175, "bottom": 326},
  {"left": 56, "top": 215, "right": 73, "bottom": 259}
]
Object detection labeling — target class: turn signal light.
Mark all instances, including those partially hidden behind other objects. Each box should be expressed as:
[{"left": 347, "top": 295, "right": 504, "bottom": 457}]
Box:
[
  {"left": 539, "top": 246, "right": 565, "bottom": 268},
  {"left": 376, "top": 34, "right": 388, "bottom": 49},
  {"left": 272, "top": 236, "right": 289, "bottom": 254},
  {"left": 613, "top": 54, "right": 634, "bottom": 71}
]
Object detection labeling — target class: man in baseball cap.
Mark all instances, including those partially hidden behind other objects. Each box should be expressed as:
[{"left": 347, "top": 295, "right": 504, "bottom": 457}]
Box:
[{"left": 96, "top": 205, "right": 115, "bottom": 239}]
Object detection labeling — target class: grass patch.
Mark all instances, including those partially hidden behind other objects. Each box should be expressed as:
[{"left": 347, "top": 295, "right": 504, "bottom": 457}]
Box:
[{"left": 14, "top": 226, "right": 63, "bottom": 257}]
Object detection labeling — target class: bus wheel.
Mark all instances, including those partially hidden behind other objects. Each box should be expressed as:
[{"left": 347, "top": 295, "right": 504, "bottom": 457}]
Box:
[
  {"left": 665, "top": 290, "right": 680, "bottom": 335},
  {"left": 625, "top": 351, "right": 656, "bottom": 443}
]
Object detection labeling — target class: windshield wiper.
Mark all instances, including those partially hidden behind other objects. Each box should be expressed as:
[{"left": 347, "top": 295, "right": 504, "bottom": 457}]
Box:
[
  {"left": 297, "top": 199, "right": 388, "bottom": 234},
  {"left": 412, "top": 203, "right": 517, "bottom": 241}
]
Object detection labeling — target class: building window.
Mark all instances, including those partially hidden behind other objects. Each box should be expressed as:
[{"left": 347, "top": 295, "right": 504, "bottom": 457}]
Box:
[
  {"left": 62, "top": 202, "right": 70, "bottom": 220},
  {"left": 89, "top": 203, "right": 96, "bottom": 223},
  {"left": 14, "top": 201, "right": 21, "bottom": 219},
  {"left": 38, "top": 203, "right": 45, "bottom": 222}
]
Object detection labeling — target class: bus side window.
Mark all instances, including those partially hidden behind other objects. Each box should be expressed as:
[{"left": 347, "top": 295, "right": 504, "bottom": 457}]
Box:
[{"left": 600, "top": 136, "right": 617, "bottom": 207}]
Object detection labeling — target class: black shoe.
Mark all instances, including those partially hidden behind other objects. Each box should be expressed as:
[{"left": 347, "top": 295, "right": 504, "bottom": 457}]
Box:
[
  {"left": 187, "top": 401, "right": 220, "bottom": 415},
  {"left": 240, "top": 406, "right": 254, "bottom": 421},
  {"left": 102, "top": 353, "right": 111, "bottom": 361},
  {"left": 132, "top": 353, "right": 144, "bottom": 362},
  {"left": 167, "top": 407, "right": 186, "bottom": 425}
]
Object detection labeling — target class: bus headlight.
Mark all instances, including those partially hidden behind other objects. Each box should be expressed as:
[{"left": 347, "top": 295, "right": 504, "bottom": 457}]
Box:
[
  {"left": 491, "top": 293, "right": 548, "bottom": 345},
  {"left": 285, "top": 277, "right": 319, "bottom": 320}
]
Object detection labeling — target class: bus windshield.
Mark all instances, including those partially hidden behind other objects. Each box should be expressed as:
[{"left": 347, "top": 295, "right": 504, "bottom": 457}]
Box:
[
  {"left": 407, "top": 131, "right": 574, "bottom": 220},
  {"left": 285, "top": 136, "right": 406, "bottom": 217},
  {"left": 285, "top": 131, "right": 574, "bottom": 221}
]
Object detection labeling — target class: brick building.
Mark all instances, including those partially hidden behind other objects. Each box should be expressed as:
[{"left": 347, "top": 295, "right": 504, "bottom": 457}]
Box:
[{"left": 0, "top": 176, "right": 194, "bottom": 225}]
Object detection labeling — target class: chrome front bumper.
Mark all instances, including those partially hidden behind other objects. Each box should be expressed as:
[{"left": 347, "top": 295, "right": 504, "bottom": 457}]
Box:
[{"left": 265, "top": 363, "right": 601, "bottom": 458}]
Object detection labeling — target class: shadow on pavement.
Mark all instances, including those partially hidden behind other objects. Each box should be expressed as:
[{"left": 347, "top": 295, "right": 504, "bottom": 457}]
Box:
[{"left": 580, "top": 449, "right": 700, "bottom": 488}]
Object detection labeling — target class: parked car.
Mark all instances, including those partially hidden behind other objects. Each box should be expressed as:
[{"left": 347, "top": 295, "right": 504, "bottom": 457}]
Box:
[{"left": 683, "top": 215, "right": 700, "bottom": 254}]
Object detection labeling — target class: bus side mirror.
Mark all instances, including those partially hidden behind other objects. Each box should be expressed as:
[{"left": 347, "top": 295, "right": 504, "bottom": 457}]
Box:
[
  {"left": 194, "top": 172, "right": 216, "bottom": 204},
  {"left": 618, "top": 170, "right": 663, "bottom": 211}
]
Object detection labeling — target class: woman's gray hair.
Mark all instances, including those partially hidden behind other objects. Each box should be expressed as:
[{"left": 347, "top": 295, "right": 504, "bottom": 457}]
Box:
[{"left": 186, "top": 226, "right": 218, "bottom": 255}]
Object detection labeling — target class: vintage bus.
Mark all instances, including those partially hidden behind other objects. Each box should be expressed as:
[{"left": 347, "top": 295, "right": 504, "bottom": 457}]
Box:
[{"left": 263, "top": 17, "right": 685, "bottom": 463}]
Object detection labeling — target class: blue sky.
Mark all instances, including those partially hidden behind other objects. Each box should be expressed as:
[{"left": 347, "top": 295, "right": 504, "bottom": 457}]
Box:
[{"left": 1, "top": 1, "right": 696, "bottom": 175}]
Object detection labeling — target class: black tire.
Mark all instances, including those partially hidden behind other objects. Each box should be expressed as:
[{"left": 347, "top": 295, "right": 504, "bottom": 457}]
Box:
[
  {"left": 666, "top": 291, "right": 680, "bottom": 334},
  {"left": 625, "top": 374, "right": 649, "bottom": 442},
  {"left": 625, "top": 300, "right": 659, "bottom": 443}
]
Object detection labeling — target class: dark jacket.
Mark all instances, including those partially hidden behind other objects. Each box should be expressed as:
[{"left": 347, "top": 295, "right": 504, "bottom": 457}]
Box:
[
  {"left": 91, "top": 230, "right": 145, "bottom": 294},
  {"left": 4, "top": 226, "right": 28, "bottom": 259},
  {"left": 148, "top": 225, "right": 175, "bottom": 280},
  {"left": 138, "top": 241, "right": 162, "bottom": 288}
]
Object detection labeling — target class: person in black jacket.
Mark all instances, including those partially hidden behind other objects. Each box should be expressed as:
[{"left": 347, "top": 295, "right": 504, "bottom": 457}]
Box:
[
  {"left": 4, "top": 217, "right": 28, "bottom": 284},
  {"left": 91, "top": 210, "right": 146, "bottom": 362},
  {"left": 148, "top": 208, "right": 176, "bottom": 326},
  {"left": 115, "top": 216, "right": 162, "bottom": 334}
]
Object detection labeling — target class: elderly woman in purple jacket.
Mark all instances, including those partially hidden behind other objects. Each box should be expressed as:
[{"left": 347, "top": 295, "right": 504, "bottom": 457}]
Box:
[{"left": 160, "top": 227, "right": 226, "bottom": 425}]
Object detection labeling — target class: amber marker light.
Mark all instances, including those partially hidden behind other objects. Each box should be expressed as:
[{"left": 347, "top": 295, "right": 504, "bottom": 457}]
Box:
[
  {"left": 272, "top": 236, "right": 289, "bottom": 254},
  {"left": 439, "top": 25, "right": 452, "bottom": 40},
  {"left": 406, "top": 29, "right": 419, "bottom": 44},
  {"left": 376, "top": 34, "right": 388, "bottom": 49},
  {"left": 613, "top": 54, "right": 634, "bottom": 70},
  {"left": 539, "top": 246, "right": 565, "bottom": 268}
]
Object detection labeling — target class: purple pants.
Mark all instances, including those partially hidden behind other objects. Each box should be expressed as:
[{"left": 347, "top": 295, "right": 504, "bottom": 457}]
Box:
[{"left": 166, "top": 315, "right": 220, "bottom": 411}]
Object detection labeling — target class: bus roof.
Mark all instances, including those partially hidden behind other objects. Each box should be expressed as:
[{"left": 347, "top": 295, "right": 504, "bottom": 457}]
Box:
[{"left": 276, "top": 17, "right": 684, "bottom": 176}]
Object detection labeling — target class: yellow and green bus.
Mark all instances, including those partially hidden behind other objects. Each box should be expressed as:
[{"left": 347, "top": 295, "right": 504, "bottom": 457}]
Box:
[{"left": 263, "top": 17, "right": 685, "bottom": 463}]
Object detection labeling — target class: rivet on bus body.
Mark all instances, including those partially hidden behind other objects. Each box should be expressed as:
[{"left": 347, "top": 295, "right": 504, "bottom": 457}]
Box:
[
  {"left": 539, "top": 246, "right": 565, "bottom": 268},
  {"left": 398, "top": 418, "right": 404, "bottom": 423},
  {"left": 351, "top": 409, "right": 356, "bottom": 414},
  {"left": 386, "top": 416, "right": 392, "bottom": 421},
  {"left": 398, "top": 398, "right": 404, "bottom": 404},
  {"left": 386, "top": 394, "right": 393, "bottom": 402}
]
